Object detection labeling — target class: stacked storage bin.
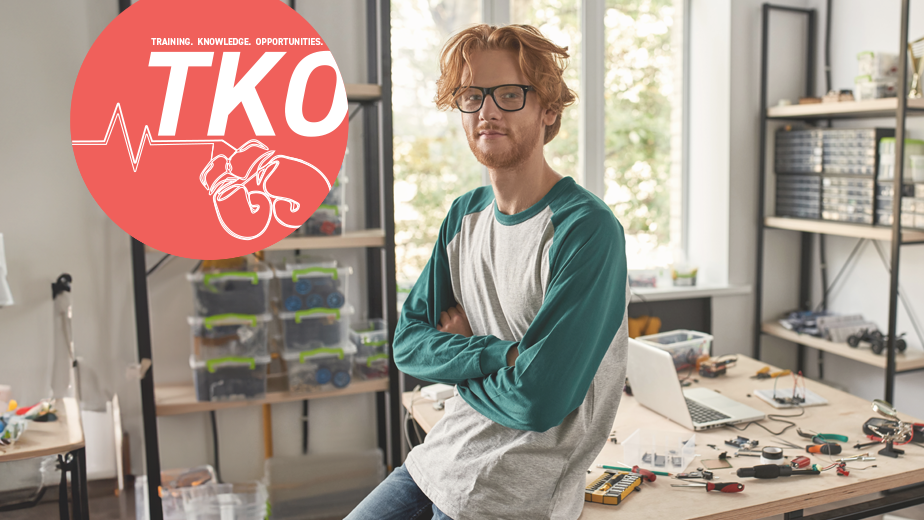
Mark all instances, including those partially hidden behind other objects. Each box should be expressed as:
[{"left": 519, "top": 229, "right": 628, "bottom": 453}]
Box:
[
  {"left": 775, "top": 128, "right": 895, "bottom": 223},
  {"left": 277, "top": 261, "right": 356, "bottom": 392},
  {"left": 854, "top": 51, "right": 899, "bottom": 101},
  {"left": 297, "top": 160, "right": 348, "bottom": 236},
  {"left": 350, "top": 319, "right": 390, "bottom": 381},
  {"left": 186, "top": 265, "right": 272, "bottom": 402},
  {"left": 775, "top": 129, "right": 822, "bottom": 219},
  {"left": 876, "top": 182, "right": 924, "bottom": 228},
  {"left": 822, "top": 177, "right": 875, "bottom": 224}
]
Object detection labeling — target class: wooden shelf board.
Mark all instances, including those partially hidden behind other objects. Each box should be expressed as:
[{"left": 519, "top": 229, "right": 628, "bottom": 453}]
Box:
[
  {"left": 264, "top": 229, "right": 386, "bottom": 251},
  {"left": 155, "top": 378, "right": 389, "bottom": 416},
  {"left": 764, "top": 217, "right": 924, "bottom": 243},
  {"left": 767, "top": 97, "right": 924, "bottom": 119},
  {"left": 762, "top": 322, "right": 924, "bottom": 372},
  {"left": 345, "top": 83, "right": 381, "bottom": 102}
]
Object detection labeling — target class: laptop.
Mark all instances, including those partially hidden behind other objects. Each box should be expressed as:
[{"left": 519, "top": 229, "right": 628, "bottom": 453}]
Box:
[{"left": 627, "top": 338, "right": 765, "bottom": 431}]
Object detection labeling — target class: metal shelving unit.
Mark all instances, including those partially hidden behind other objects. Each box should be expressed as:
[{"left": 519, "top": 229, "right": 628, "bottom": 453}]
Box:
[
  {"left": 129, "top": 2, "right": 399, "bottom": 518},
  {"left": 754, "top": 1, "right": 924, "bottom": 405}
]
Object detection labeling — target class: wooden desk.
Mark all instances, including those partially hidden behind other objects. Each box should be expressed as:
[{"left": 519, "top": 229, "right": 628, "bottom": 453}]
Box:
[
  {"left": 402, "top": 355, "right": 924, "bottom": 520},
  {"left": 0, "top": 397, "right": 89, "bottom": 519}
]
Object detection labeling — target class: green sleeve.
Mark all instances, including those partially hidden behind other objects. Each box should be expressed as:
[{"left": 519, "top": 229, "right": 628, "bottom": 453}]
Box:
[
  {"left": 456, "top": 214, "right": 627, "bottom": 432},
  {"left": 392, "top": 198, "right": 516, "bottom": 385}
]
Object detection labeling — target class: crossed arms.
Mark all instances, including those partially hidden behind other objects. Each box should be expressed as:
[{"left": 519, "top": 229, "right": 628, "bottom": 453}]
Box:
[{"left": 393, "top": 208, "right": 627, "bottom": 432}]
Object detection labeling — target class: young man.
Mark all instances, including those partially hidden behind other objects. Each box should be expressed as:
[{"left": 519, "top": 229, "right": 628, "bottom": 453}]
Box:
[{"left": 347, "top": 24, "right": 628, "bottom": 520}]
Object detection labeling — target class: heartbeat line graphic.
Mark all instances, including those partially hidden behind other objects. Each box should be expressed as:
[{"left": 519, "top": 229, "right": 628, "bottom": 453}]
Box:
[{"left": 72, "top": 104, "right": 331, "bottom": 241}]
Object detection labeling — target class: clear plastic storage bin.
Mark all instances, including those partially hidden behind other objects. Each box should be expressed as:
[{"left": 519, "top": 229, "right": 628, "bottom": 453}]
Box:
[
  {"left": 277, "top": 262, "right": 352, "bottom": 312},
  {"left": 280, "top": 304, "right": 355, "bottom": 352},
  {"left": 857, "top": 51, "right": 899, "bottom": 79},
  {"left": 636, "top": 330, "right": 712, "bottom": 372},
  {"left": 622, "top": 428, "right": 696, "bottom": 473},
  {"left": 187, "top": 268, "right": 273, "bottom": 317},
  {"left": 187, "top": 313, "right": 271, "bottom": 361},
  {"left": 284, "top": 343, "right": 356, "bottom": 392},
  {"left": 136, "top": 477, "right": 267, "bottom": 520},
  {"left": 855, "top": 75, "right": 897, "bottom": 101},
  {"left": 323, "top": 174, "right": 348, "bottom": 206},
  {"left": 297, "top": 204, "right": 347, "bottom": 236},
  {"left": 353, "top": 352, "right": 389, "bottom": 381},
  {"left": 190, "top": 355, "right": 269, "bottom": 402},
  {"left": 350, "top": 318, "right": 389, "bottom": 356}
]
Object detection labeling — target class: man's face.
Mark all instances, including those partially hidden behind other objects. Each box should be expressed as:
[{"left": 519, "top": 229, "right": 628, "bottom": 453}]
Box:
[{"left": 458, "top": 49, "right": 552, "bottom": 169}]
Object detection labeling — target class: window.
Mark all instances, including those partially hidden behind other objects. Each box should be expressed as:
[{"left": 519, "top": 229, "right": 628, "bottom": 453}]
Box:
[
  {"left": 603, "top": 0, "right": 683, "bottom": 268},
  {"left": 392, "top": 0, "right": 685, "bottom": 279},
  {"left": 391, "top": 0, "right": 483, "bottom": 281},
  {"left": 510, "top": 0, "right": 581, "bottom": 180}
]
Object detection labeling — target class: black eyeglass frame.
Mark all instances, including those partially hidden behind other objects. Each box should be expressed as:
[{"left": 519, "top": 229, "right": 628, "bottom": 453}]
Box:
[{"left": 452, "top": 84, "right": 534, "bottom": 113}]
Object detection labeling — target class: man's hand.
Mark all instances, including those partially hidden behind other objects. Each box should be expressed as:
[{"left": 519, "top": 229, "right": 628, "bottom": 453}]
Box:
[{"left": 437, "top": 304, "right": 473, "bottom": 337}]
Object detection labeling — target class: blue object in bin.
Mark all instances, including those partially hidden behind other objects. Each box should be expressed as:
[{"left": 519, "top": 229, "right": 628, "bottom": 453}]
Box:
[
  {"left": 284, "top": 296, "right": 302, "bottom": 311},
  {"left": 305, "top": 293, "right": 324, "bottom": 309},
  {"left": 326, "top": 291, "right": 345, "bottom": 308},
  {"left": 333, "top": 370, "right": 351, "bottom": 388},
  {"left": 316, "top": 367, "right": 332, "bottom": 385},
  {"left": 295, "top": 280, "right": 312, "bottom": 295}
]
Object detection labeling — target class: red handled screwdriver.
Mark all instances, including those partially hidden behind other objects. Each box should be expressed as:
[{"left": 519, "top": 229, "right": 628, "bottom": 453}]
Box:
[{"left": 671, "top": 482, "right": 745, "bottom": 493}]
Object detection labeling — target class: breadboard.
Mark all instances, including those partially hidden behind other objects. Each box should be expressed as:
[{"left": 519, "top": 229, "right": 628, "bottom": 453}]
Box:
[{"left": 753, "top": 388, "right": 828, "bottom": 409}]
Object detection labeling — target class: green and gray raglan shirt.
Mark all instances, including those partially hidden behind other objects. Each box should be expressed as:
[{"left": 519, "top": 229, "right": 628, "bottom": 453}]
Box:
[{"left": 394, "top": 176, "right": 630, "bottom": 520}]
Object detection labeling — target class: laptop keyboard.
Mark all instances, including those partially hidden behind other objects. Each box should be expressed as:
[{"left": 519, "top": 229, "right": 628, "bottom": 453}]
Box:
[{"left": 685, "top": 398, "right": 731, "bottom": 424}]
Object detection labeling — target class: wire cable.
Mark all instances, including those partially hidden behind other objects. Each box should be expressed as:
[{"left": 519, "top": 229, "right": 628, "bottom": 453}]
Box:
[{"left": 726, "top": 406, "right": 805, "bottom": 436}]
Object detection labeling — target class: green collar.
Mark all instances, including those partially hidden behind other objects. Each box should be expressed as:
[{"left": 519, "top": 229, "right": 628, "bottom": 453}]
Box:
[{"left": 493, "top": 176, "right": 574, "bottom": 226}]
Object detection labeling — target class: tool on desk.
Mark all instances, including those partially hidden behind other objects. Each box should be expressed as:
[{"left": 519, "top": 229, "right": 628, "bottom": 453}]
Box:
[
  {"left": 736, "top": 464, "right": 820, "bottom": 479},
  {"left": 675, "top": 471, "right": 713, "bottom": 480},
  {"left": 600, "top": 464, "right": 660, "bottom": 480},
  {"left": 806, "top": 443, "right": 842, "bottom": 455},
  {"left": 671, "top": 482, "right": 744, "bottom": 493},
  {"left": 751, "top": 367, "right": 791, "bottom": 380},
  {"left": 772, "top": 438, "right": 804, "bottom": 450},
  {"left": 734, "top": 451, "right": 760, "bottom": 458},
  {"left": 760, "top": 446, "right": 785, "bottom": 465},
  {"left": 836, "top": 453, "right": 875, "bottom": 463},
  {"left": 626, "top": 339, "right": 766, "bottom": 431},
  {"left": 585, "top": 471, "right": 643, "bottom": 505},
  {"left": 797, "top": 428, "right": 848, "bottom": 443}
]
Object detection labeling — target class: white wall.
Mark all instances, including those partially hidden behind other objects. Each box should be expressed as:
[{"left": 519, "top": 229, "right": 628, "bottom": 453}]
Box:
[
  {"left": 714, "top": 0, "right": 924, "bottom": 418},
  {"left": 0, "top": 0, "right": 378, "bottom": 482}
]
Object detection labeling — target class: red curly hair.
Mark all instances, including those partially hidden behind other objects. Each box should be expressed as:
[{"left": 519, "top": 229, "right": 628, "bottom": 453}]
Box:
[{"left": 435, "top": 24, "right": 577, "bottom": 145}]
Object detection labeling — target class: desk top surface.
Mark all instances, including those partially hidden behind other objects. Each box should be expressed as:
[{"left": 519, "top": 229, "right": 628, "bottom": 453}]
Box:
[
  {"left": 0, "top": 397, "right": 84, "bottom": 463},
  {"left": 401, "top": 355, "right": 924, "bottom": 520}
]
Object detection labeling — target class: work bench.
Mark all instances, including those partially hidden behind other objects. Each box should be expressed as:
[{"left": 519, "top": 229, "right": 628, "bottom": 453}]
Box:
[{"left": 402, "top": 355, "right": 924, "bottom": 520}]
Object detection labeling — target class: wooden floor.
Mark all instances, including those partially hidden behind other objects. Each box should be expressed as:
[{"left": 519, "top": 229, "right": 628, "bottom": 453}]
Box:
[{"left": 3, "top": 478, "right": 923, "bottom": 519}]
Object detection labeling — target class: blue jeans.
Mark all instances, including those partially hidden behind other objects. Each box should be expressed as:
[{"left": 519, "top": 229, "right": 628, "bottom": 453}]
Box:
[{"left": 345, "top": 465, "right": 453, "bottom": 520}]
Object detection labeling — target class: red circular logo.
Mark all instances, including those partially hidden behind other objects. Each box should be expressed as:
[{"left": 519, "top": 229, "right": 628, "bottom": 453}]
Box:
[{"left": 70, "top": 0, "right": 348, "bottom": 259}]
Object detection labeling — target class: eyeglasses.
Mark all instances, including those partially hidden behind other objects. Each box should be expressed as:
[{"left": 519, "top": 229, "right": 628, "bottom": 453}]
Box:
[{"left": 452, "top": 84, "right": 533, "bottom": 113}]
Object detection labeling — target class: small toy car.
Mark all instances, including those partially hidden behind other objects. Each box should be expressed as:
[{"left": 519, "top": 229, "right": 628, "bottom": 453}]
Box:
[{"left": 846, "top": 328, "right": 906, "bottom": 355}]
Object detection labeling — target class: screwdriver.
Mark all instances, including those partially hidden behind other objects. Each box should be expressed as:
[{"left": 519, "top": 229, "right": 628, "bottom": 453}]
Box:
[
  {"left": 596, "top": 465, "right": 659, "bottom": 481},
  {"left": 737, "top": 464, "right": 821, "bottom": 479},
  {"left": 751, "top": 367, "right": 792, "bottom": 380},
  {"left": 671, "top": 482, "right": 744, "bottom": 493},
  {"left": 806, "top": 443, "right": 842, "bottom": 455}
]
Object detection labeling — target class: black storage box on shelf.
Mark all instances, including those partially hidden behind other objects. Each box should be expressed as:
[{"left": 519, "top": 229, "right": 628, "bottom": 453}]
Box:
[
  {"left": 775, "top": 174, "right": 821, "bottom": 219},
  {"left": 186, "top": 267, "right": 273, "bottom": 317},
  {"left": 190, "top": 355, "right": 270, "bottom": 402},
  {"left": 280, "top": 304, "right": 355, "bottom": 353},
  {"left": 277, "top": 262, "right": 352, "bottom": 313},
  {"left": 774, "top": 127, "right": 895, "bottom": 222}
]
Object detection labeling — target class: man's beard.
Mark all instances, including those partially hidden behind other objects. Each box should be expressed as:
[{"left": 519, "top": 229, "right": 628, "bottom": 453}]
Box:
[{"left": 466, "top": 116, "right": 542, "bottom": 169}]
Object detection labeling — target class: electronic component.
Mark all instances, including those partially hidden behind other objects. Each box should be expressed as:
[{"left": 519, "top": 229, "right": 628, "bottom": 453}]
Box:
[
  {"left": 421, "top": 383, "right": 455, "bottom": 401},
  {"left": 654, "top": 454, "right": 666, "bottom": 467},
  {"left": 791, "top": 456, "right": 811, "bottom": 469},
  {"left": 584, "top": 471, "right": 643, "bottom": 505},
  {"left": 675, "top": 470, "right": 713, "bottom": 480}
]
